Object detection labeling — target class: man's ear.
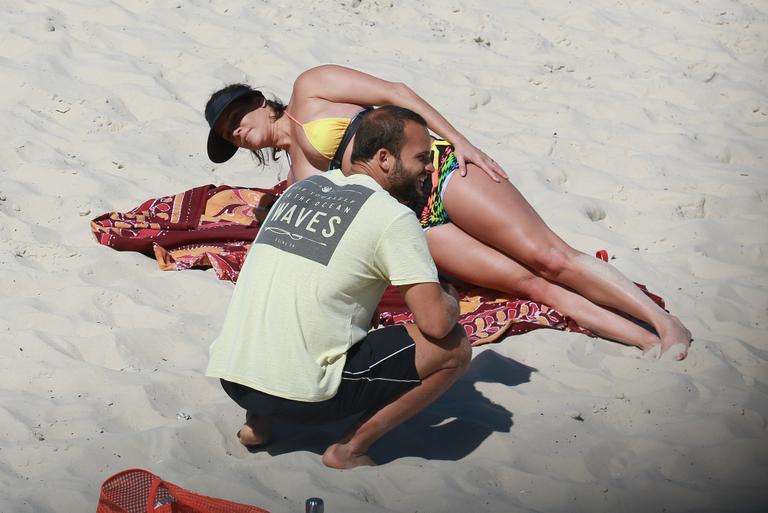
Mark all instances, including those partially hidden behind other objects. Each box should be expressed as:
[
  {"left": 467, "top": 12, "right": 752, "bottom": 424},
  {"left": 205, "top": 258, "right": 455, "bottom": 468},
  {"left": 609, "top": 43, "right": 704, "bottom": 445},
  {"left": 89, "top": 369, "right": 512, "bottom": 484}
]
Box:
[{"left": 376, "top": 148, "right": 394, "bottom": 173}]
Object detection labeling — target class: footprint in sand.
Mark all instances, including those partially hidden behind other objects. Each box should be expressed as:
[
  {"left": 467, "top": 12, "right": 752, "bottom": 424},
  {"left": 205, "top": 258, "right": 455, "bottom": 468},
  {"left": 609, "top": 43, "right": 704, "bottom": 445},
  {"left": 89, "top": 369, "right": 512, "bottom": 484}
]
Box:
[
  {"left": 582, "top": 203, "right": 606, "bottom": 222},
  {"left": 675, "top": 197, "right": 705, "bottom": 219},
  {"left": 583, "top": 440, "right": 637, "bottom": 479}
]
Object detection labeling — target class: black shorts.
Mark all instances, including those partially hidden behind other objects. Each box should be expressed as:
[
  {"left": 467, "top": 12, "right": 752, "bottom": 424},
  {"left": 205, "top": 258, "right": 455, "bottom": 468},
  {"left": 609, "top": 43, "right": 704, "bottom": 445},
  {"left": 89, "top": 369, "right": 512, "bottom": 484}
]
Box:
[{"left": 220, "top": 325, "right": 420, "bottom": 424}]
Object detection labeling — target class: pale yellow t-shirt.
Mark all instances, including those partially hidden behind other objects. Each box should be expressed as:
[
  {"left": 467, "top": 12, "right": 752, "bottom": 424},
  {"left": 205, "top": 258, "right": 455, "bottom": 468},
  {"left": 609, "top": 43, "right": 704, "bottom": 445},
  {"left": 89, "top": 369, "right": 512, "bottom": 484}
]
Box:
[{"left": 206, "top": 169, "right": 438, "bottom": 401}]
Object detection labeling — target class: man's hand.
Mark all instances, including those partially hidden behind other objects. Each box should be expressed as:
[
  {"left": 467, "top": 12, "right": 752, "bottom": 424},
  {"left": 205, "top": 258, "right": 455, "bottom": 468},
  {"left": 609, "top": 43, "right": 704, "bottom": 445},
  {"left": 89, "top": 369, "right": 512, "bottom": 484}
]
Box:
[{"left": 441, "top": 282, "right": 460, "bottom": 303}]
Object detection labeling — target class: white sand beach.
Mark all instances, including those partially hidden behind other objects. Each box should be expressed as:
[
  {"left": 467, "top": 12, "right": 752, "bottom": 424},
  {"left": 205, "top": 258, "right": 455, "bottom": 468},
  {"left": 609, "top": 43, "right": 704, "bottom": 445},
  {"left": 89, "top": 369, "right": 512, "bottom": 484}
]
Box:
[{"left": 1, "top": 0, "right": 766, "bottom": 511}]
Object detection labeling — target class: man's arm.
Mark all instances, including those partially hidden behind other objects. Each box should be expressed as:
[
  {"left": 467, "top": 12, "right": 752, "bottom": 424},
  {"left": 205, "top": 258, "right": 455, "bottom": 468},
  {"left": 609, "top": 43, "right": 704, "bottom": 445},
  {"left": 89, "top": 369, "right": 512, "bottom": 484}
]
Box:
[{"left": 397, "top": 282, "right": 460, "bottom": 340}]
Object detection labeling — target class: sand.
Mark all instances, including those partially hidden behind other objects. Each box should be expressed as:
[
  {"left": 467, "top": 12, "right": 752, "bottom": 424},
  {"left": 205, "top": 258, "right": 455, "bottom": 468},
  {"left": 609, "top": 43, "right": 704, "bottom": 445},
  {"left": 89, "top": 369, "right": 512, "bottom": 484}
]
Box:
[{"left": 1, "top": 0, "right": 766, "bottom": 511}]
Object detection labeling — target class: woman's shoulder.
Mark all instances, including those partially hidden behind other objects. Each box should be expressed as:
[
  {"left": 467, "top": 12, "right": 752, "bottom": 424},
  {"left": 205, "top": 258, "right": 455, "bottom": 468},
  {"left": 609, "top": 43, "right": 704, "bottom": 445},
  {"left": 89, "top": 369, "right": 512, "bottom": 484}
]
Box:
[
  {"left": 290, "top": 66, "right": 368, "bottom": 117},
  {"left": 291, "top": 65, "right": 337, "bottom": 99},
  {"left": 294, "top": 64, "right": 351, "bottom": 87}
]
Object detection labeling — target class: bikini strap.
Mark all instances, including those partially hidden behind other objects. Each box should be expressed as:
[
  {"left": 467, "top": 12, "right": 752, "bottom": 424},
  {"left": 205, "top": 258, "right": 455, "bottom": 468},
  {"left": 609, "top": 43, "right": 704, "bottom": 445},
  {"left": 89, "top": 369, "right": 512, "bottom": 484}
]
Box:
[
  {"left": 328, "top": 107, "right": 373, "bottom": 171},
  {"left": 283, "top": 110, "right": 303, "bottom": 126}
]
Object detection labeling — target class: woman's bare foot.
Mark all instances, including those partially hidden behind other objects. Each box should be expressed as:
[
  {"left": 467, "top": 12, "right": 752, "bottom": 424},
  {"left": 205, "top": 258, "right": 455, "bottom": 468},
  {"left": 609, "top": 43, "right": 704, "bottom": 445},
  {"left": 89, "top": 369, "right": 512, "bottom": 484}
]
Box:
[
  {"left": 322, "top": 443, "right": 376, "bottom": 469},
  {"left": 630, "top": 330, "right": 663, "bottom": 353},
  {"left": 655, "top": 315, "right": 692, "bottom": 361}
]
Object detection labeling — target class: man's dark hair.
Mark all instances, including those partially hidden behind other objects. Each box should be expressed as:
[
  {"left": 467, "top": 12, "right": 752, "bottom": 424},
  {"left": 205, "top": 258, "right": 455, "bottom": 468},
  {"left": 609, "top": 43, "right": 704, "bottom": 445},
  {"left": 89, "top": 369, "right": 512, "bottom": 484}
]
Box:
[{"left": 350, "top": 106, "right": 427, "bottom": 163}]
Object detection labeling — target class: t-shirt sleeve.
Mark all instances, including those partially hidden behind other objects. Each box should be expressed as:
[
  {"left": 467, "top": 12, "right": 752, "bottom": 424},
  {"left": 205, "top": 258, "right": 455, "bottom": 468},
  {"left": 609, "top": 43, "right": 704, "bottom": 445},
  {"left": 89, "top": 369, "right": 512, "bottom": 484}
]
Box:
[{"left": 374, "top": 210, "right": 439, "bottom": 286}]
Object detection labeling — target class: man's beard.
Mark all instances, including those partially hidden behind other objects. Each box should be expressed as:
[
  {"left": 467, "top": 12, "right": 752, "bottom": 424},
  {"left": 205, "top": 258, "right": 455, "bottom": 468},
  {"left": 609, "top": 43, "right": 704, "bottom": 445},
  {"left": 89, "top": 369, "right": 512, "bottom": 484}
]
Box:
[{"left": 388, "top": 159, "right": 430, "bottom": 211}]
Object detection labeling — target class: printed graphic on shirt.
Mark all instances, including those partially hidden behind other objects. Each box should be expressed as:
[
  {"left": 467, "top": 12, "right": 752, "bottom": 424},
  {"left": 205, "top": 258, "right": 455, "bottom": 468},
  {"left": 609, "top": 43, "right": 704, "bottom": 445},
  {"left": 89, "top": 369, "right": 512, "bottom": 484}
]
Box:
[{"left": 254, "top": 175, "right": 375, "bottom": 265}]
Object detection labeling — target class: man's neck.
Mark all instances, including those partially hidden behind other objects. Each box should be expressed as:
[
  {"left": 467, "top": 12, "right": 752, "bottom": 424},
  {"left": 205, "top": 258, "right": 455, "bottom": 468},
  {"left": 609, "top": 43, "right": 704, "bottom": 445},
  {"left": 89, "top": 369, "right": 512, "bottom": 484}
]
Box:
[{"left": 343, "top": 163, "right": 387, "bottom": 189}]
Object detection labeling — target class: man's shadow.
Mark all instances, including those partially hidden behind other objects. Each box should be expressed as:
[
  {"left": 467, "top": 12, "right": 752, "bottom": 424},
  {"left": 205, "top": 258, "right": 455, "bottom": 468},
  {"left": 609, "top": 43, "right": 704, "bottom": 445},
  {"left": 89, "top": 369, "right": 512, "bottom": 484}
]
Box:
[{"left": 264, "top": 350, "right": 534, "bottom": 463}]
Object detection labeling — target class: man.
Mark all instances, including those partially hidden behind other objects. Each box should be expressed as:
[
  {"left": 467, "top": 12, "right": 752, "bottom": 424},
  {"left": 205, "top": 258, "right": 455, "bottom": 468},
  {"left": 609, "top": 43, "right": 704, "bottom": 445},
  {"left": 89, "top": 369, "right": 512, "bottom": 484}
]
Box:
[{"left": 206, "top": 106, "right": 471, "bottom": 469}]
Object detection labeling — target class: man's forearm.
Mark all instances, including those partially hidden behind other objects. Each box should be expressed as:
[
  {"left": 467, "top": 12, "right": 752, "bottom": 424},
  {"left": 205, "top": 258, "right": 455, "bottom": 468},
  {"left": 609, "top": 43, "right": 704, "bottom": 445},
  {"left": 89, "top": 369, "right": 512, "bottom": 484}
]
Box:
[
  {"left": 399, "top": 282, "right": 462, "bottom": 340},
  {"left": 440, "top": 283, "right": 460, "bottom": 327}
]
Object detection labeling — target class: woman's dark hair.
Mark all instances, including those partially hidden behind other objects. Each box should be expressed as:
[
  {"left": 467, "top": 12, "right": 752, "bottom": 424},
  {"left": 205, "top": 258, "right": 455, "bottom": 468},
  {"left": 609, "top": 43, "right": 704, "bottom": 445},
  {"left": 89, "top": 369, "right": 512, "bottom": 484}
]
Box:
[{"left": 350, "top": 106, "right": 427, "bottom": 163}]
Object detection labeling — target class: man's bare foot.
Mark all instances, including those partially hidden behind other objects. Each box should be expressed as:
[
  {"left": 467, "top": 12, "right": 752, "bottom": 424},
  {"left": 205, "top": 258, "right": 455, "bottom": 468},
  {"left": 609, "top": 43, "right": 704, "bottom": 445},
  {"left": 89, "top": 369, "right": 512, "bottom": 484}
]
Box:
[
  {"left": 237, "top": 415, "right": 272, "bottom": 451},
  {"left": 653, "top": 315, "right": 692, "bottom": 361},
  {"left": 322, "top": 443, "right": 376, "bottom": 469}
]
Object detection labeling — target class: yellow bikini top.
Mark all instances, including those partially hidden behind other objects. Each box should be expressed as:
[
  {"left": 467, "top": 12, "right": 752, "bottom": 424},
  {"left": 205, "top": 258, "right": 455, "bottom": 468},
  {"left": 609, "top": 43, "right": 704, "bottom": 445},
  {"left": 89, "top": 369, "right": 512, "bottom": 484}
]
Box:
[{"left": 284, "top": 111, "right": 351, "bottom": 160}]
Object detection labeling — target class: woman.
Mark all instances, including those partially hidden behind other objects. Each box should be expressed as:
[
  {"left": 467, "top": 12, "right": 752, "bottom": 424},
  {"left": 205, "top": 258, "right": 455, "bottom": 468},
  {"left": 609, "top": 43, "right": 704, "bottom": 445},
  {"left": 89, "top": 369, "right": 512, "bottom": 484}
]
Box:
[{"left": 204, "top": 64, "right": 692, "bottom": 360}]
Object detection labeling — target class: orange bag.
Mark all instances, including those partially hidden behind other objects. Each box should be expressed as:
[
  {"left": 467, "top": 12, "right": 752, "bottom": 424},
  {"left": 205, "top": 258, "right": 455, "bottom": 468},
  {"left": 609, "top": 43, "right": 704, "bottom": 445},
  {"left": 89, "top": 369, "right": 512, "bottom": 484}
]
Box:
[{"left": 96, "top": 468, "right": 270, "bottom": 513}]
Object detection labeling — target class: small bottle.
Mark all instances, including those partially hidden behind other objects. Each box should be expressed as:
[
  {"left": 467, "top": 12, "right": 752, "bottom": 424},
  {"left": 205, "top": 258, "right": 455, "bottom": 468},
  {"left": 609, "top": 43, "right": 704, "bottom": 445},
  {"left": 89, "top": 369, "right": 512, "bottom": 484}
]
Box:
[{"left": 305, "top": 497, "right": 324, "bottom": 513}]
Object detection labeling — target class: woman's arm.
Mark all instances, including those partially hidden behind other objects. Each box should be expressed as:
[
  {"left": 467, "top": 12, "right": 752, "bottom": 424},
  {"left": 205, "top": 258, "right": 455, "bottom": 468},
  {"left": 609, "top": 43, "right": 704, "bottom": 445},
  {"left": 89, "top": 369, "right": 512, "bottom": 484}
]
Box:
[{"left": 294, "top": 64, "right": 508, "bottom": 182}]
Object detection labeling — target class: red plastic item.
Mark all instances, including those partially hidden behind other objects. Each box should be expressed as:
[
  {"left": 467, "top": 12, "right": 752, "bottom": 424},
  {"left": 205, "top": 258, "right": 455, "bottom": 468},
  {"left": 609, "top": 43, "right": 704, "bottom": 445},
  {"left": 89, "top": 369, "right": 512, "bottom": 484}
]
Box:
[
  {"left": 595, "top": 249, "right": 609, "bottom": 262},
  {"left": 96, "top": 468, "right": 270, "bottom": 513}
]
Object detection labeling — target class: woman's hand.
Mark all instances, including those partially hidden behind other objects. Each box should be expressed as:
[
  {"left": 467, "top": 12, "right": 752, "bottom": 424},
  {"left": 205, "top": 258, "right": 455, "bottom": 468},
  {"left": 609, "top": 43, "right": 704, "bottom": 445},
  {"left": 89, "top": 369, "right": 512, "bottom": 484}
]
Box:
[{"left": 451, "top": 139, "right": 508, "bottom": 183}]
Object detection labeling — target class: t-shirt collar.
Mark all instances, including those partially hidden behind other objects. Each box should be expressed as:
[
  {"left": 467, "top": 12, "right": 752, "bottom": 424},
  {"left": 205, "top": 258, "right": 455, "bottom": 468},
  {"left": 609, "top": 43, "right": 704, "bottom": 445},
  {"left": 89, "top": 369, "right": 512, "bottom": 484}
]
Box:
[{"left": 328, "top": 168, "right": 383, "bottom": 191}]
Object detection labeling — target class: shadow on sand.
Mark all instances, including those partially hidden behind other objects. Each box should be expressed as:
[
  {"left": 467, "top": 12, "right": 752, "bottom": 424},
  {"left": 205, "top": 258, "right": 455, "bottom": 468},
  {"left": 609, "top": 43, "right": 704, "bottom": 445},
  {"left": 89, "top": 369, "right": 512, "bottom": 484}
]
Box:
[{"left": 263, "top": 350, "right": 535, "bottom": 463}]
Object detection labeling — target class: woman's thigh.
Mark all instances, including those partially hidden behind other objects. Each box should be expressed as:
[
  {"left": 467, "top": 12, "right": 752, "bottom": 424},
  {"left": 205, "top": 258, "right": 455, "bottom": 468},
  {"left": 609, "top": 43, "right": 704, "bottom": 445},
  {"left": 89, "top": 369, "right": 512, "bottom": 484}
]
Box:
[
  {"left": 442, "top": 163, "right": 574, "bottom": 262},
  {"left": 425, "top": 222, "right": 537, "bottom": 294}
]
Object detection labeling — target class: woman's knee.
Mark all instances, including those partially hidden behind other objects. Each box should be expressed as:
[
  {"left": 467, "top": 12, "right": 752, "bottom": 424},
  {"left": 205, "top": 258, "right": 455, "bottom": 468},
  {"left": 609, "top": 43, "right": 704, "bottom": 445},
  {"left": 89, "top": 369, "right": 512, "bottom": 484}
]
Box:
[{"left": 526, "top": 246, "right": 580, "bottom": 278}]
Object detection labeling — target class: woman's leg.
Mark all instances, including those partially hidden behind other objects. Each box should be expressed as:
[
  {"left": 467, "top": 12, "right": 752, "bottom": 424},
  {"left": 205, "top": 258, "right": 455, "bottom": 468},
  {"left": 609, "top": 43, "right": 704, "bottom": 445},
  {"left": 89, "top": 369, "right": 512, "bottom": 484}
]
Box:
[
  {"left": 441, "top": 164, "right": 691, "bottom": 359},
  {"left": 425, "top": 224, "right": 661, "bottom": 352}
]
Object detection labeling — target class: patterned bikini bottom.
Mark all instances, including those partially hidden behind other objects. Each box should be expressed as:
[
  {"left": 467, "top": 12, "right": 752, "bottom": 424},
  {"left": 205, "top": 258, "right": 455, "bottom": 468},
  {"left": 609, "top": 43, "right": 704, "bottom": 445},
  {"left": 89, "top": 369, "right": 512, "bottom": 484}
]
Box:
[{"left": 417, "top": 139, "right": 458, "bottom": 230}]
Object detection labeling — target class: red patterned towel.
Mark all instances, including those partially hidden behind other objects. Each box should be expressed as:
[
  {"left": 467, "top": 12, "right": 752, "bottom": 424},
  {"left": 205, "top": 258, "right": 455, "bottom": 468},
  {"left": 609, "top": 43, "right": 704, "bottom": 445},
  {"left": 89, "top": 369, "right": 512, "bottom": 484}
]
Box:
[
  {"left": 91, "top": 184, "right": 664, "bottom": 345},
  {"left": 91, "top": 183, "right": 286, "bottom": 282}
]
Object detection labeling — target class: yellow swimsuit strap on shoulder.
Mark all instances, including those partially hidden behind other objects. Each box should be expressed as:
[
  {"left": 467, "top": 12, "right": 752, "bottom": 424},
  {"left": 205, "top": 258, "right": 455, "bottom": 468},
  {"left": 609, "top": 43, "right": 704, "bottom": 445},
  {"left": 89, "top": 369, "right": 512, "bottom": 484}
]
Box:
[{"left": 285, "top": 111, "right": 351, "bottom": 160}]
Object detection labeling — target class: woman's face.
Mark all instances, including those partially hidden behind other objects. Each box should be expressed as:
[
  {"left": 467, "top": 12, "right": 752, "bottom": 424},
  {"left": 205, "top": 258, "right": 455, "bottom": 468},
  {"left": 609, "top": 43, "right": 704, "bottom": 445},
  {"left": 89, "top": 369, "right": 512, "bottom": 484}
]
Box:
[{"left": 215, "top": 98, "right": 271, "bottom": 150}]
